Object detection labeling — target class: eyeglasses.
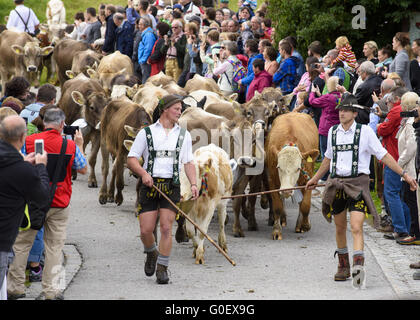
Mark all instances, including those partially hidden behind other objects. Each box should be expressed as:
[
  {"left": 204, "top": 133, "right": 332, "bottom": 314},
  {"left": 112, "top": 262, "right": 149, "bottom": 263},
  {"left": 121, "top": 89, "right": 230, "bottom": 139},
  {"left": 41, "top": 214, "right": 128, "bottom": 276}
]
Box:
[
  {"left": 220, "top": 46, "right": 225, "bottom": 49},
  {"left": 172, "top": 26, "right": 180, "bottom": 29}
]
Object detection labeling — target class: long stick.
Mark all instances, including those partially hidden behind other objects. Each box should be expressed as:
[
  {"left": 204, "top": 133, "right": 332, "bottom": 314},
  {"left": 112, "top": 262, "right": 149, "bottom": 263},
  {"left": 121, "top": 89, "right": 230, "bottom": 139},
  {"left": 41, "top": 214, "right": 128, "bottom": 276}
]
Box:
[
  {"left": 221, "top": 184, "right": 326, "bottom": 200},
  {"left": 152, "top": 184, "right": 236, "bottom": 266}
]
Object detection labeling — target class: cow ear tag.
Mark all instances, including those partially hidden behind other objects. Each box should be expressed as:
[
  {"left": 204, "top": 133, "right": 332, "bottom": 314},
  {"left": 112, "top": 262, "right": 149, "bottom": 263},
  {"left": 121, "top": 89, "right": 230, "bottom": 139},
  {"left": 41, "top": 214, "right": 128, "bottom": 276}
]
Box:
[
  {"left": 307, "top": 156, "right": 313, "bottom": 163},
  {"left": 69, "top": 73, "right": 74, "bottom": 79},
  {"left": 16, "top": 48, "right": 21, "bottom": 53}
]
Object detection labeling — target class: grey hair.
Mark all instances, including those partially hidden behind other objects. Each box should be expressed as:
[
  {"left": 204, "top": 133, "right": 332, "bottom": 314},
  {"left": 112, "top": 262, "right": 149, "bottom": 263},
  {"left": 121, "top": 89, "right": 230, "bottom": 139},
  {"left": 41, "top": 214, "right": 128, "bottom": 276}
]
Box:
[
  {"left": 43, "top": 108, "right": 66, "bottom": 126},
  {"left": 381, "top": 78, "right": 396, "bottom": 93},
  {"left": 327, "top": 49, "right": 339, "bottom": 59},
  {"left": 359, "top": 61, "right": 375, "bottom": 75},
  {"left": 113, "top": 13, "right": 124, "bottom": 22},
  {"left": 0, "top": 116, "right": 26, "bottom": 143},
  {"left": 224, "top": 40, "right": 238, "bottom": 55},
  {"left": 140, "top": 16, "right": 152, "bottom": 27}
]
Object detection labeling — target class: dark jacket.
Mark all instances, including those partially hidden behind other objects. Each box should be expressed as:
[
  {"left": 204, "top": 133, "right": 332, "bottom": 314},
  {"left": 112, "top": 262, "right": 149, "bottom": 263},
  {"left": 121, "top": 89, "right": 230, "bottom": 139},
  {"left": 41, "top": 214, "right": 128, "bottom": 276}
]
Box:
[
  {"left": 0, "top": 139, "right": 50, "bottom": 252},
  {"left": 161, "top": 34, "right": 187, "bottom": 70},
  {"left": 354, "top": 74, "right": 382, "bottom": 124},
  {"left": 410, "top": 59, "right": 420, "bottom": 96},
  {"left": 102, "top": 14, "right": 117, "bottom": 53},
  {"left": 413, "top": 120, "right": 420, "bottom": 173},
  {"left": 115, "top": 20, "right": 134, "bottom": 57}
]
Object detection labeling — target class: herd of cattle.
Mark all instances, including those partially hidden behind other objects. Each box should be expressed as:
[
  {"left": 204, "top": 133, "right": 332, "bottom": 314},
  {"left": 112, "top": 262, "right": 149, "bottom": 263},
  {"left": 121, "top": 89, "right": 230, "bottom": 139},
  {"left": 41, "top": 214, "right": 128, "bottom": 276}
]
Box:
[{"left": 0, "top": 29, "right": 321, "bottom": 264}]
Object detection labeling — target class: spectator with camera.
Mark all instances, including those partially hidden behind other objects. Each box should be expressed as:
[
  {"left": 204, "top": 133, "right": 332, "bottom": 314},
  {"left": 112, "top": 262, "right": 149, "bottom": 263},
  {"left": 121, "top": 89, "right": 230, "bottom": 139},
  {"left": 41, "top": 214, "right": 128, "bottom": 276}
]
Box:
[
  {"left": 162, "top": 20, "right": 187, "bottom": 83},
  {"left": 7, "top": 108, "right": 87, "bottom": 300},
  {"left": 185, "top": 22, "right": 202, "bottom": 81},
  {"left": 200, "top": 29, "right": 221, "bottom": 78},
  {"left": 0, "top": 115, "right": 50, "bottom": 300},
  {"left": 375, "top": 45, "right": 393, "bottom": 76},
  {"left": 148, "top": 22, "right": 170, "bottom": 76}
]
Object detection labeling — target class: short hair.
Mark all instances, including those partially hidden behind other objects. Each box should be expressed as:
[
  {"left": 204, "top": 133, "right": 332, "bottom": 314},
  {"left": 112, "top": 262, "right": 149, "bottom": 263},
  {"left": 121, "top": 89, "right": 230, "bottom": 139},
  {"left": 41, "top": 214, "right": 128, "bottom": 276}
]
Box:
[
  {"left": 207, "top": 30, "right": 220, "bottom": 42},
  {"left": 245, "top": 39, "right": 258, "bottom": 53},
  {"left": 252, "top": 58, "right": 264, "bottom": 71},
  {"left": 262, "top": 18, "right": 271, "bottom": 28},
  {"left": 14, "top": 0, "right": 24, "bottom": 4},
  {"left": 327, "top": 49, "right": 339, "bottom": 60},
  {"left": 359, "top": 61, "right": 376, "bottom": 75},
  {"left": 264, "top": 46, "right": 278, "bottom": 61},
  {"left": 206, "top": 7, "right": 216, "bottom": 20},
  {"left": 37, "top": 84, "right": 57, "bottom": 103},
  {"left": 4, "top": 76, "right": 30, "bottom": 98},
  {"left": 43, "top": 108, "right": 66, "bottom": 126},
  {"left": 172, "top": 11, "right": 182, "bottom": 19},
  {"left": 0, "top": 116, "right": 26, "bottom": 143},
  {"left": 156, "top": 21, "right": 170, "bottom": 37},
  {"left": 113, "top": 13, "right": 124, "bottom": 22},
  {"left": 0, "top": 107, "right": 18, "bottom": 122},
  {"left": 140, "top": 16, "right": 152, "bottom": 27},
  {"left": 379, "top": 44, "right": 393, "bottom": 58},
  {"left": 106, "top": 5, "right": 116, "bottom": 14},
  {"left": 279, "top": 41, "right": 292, "bottom": 55},
  {"left": 74, "top": 12, "right": 85, "bottom": 21},
  {"left": 381, "top": 78, "right": 396, "bottom": 93},
  {"left": 260, "top": 39, "right": 272, "bottom": 48},
  {"left": 116, "top": 6, "right": 126, "bottom": 14},
  {"left": 224, "top": 40, "right": 238, "bottom": 55},
  {"left": 335, "top": 36, "right": 349, "bottom": 48},
  {"left": 401, "top": 92, "right": 420, "bottom": 112},
  {"left": 186, "top": 22, "right": 198, "bottom": 35},
  {"left": 327, "top": 76, "right": 339, "bottom": 93},
  {"left": 308, "top": 40, "right": 323, "bottom": 56},
  {"left": 390, "top": 86, "right": 409, "bottom": 102},
  {"left": 140, "top": 0, "right": 149, "bottom": 11},
  {"left": 284, "top": 35, "right": 297, "bottom": 49},
  {"left": 86, "top": 7, "right": 96, "bottom": 17}
]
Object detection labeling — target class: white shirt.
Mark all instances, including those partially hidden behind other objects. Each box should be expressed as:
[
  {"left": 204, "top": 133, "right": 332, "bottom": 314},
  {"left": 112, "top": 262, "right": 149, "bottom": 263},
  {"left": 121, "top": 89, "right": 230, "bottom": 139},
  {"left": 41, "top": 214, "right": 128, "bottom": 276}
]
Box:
[
  {"left": 324, "top": 121, "right": 387, "bottom": 177},
  {"left": 7, "top": 5, "right": 39, "bottom": 34},
  {"left": 128, "top": 120, "right": 194, "bottom": 178}
]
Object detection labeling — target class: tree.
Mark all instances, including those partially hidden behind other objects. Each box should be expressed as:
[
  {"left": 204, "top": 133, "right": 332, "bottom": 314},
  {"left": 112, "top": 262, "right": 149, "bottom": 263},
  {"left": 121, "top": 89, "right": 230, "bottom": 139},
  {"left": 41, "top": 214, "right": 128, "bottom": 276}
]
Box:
[{"left": 268, "top": 0, "right": 417, "bottom": 60}]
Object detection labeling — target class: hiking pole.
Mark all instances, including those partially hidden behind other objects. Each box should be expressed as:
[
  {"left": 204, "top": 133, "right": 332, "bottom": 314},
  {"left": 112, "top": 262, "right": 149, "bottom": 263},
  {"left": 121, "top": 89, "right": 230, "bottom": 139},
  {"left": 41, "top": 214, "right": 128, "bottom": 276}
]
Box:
[
  {"left": 152, "top": 184, "right": 236, "bottom": 267},
  {"left": 221, "top": 184, "right": 326, "bottom": 200}
]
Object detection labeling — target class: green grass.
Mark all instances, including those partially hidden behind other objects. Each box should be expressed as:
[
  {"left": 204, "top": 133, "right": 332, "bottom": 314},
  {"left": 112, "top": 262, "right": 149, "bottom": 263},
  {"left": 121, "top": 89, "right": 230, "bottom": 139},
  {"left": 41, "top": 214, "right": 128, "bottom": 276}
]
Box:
[{"left": 0, "top": 0, "right": 256, "bottom": 26}]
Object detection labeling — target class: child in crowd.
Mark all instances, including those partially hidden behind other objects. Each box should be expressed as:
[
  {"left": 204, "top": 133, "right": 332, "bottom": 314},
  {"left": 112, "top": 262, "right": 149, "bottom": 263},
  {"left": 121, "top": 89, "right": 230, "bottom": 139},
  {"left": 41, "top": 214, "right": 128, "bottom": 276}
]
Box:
[{"left": 331, "top": 36, "right": 357, "bottom": 73}]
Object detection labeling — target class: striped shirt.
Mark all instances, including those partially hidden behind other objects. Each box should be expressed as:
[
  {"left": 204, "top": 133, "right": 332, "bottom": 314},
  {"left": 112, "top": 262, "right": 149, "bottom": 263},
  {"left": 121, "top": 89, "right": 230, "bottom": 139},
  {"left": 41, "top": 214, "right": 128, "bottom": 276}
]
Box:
[{"left": 332, "top": 44, "right": 357, "bottom": 73}]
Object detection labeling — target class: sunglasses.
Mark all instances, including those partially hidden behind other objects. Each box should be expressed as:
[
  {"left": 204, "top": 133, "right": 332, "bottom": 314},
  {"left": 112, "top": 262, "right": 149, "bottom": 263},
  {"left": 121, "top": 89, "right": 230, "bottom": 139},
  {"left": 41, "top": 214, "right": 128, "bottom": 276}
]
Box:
[
  {"left": 172, "top": 26, "right": 180, "bottom": 29},
  {"left": 220, "top": 46, "right": 225, "bottom": 49}
]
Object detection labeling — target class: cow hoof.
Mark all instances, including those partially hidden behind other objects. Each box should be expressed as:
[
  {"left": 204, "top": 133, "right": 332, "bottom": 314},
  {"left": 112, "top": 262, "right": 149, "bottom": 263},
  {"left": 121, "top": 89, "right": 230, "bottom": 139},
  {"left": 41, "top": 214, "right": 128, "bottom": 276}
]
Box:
[
  {"left": 260, "top": 195, "right": 269, "bottom": 209},
  {"left": 272, "top": 230, "right": 283, "bottom": 240},
  {"left": 233, "top": 230, "right": 245, "bottom": 238},
  {"left": 107, "top": 197, "right": 114, "bottom": 203},
  {"left": 88, "top": 181, "right": 98, "bottom": 188},
  {"left": 195, "top": 257, "right": 204, "bottom": 265},
  {"left": 296, "top": 223, "right": 311, "bottom": 233},
  {"left": 99, "top": 195, "right": 107, "bottom": 205}
]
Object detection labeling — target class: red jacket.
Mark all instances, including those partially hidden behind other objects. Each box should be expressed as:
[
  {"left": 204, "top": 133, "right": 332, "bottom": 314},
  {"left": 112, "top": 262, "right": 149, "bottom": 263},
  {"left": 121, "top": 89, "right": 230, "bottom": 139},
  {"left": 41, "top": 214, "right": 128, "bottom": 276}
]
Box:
[
  {"left": 26, "top": 129, "right": 76, "bottom": 208},
  {"left": 377, "top": 103, "right": 402, "bottom": 161},
  {"left": 246, "top": 70, "right": 273, "bottom": 101}
]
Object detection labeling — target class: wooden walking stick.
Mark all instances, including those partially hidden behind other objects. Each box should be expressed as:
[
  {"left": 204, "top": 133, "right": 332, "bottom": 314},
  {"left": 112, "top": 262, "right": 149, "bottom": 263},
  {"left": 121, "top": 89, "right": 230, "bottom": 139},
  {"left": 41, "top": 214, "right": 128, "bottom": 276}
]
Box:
[{"left": 152, "top": 185, "right": 236, "bottom": 266}]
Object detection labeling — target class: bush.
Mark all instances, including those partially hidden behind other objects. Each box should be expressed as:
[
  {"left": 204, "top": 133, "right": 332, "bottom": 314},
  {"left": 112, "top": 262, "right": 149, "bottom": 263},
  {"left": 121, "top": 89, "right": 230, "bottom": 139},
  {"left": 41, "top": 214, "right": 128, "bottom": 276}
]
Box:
[{"left": 268, "top": 0, "right": 417, "bottom": 60}]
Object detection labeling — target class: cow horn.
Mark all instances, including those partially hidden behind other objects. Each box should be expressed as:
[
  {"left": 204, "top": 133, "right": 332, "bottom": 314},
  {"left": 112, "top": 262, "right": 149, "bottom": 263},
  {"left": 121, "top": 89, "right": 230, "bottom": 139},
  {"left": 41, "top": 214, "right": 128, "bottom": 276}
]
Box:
[{"left": 95, "top": 122, "right": 101, "bottom": 130}]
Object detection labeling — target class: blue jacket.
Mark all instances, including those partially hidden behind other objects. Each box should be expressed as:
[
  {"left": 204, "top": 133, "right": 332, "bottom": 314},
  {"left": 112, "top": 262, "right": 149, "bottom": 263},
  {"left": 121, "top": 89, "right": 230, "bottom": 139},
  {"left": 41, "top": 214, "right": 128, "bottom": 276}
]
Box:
[
  {"left": 116, "top": 20, "right": 134, "bottom": 57},
  {"left": 241, "top": 53, "right": 264, "bottom": 92},
  {"left": 292, "top": 50, "right": 305, "bottom": 79},
  {"left": 138, "top": 27, "right": 156, "bottom": 65},
  {"left": 273, "top": 56, "right": 298, "bottom": 94}
]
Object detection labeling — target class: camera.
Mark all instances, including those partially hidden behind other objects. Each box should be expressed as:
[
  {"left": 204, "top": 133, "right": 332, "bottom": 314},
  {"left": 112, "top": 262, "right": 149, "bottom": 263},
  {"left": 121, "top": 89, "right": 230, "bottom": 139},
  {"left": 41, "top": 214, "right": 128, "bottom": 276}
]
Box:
[
  {"left": 400, "top": 110, "right": 419, "bottom": 118},
  {"left": 35, "top": 139, "right": 44, "bottom": 155},
  {"left": 167, "top": 29, "right": 172, "bottom": 38},
  {"left": 63, "top": 125, "right": 79, "bottom": 137}
]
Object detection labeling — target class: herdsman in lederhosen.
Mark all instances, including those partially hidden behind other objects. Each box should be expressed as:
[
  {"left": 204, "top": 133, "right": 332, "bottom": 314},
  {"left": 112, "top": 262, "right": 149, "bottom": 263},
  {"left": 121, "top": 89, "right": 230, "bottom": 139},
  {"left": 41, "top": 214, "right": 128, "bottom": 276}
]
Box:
[
  {"left": 306, "top": 93, "right": 417, "bottom": 288},
  {"left": 127, "top": 95, "right": 198, "bottom": 284}
]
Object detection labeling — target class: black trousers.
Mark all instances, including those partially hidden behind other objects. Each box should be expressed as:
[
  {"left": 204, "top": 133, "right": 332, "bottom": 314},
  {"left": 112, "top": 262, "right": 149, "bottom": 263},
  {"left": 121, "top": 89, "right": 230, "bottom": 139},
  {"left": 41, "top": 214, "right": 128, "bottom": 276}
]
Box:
[{"left": 401, "top": 181, "right": 420, "bottom": 237}]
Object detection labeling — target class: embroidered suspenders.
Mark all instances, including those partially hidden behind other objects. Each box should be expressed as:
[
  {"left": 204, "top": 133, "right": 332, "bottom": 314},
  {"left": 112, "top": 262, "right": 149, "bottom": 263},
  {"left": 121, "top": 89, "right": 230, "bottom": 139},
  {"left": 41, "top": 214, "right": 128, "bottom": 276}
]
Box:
[
  {"left": 144, "top": 126, "right": 186, "bottom": 185},
  {"left": 331, "top": 123, "right": 362, "bottom": 178}
]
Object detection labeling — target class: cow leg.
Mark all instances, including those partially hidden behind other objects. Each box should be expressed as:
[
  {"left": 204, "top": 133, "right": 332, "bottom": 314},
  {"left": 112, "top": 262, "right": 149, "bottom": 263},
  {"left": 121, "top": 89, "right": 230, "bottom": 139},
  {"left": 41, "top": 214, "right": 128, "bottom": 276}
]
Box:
[
  {"left": 108, "top": 156, "right": 117, "bottom": 203},
  {"left": 217, "top": 200, "right": 228, "bottom": 252},
  {"left": 262, "top": 168, "right": 274, "bottom": 226},
  {"left": 271, "top": 192, "right": 285, "bottom": 240},
  {"left": 295, "top": 189, "right": 312, "bottom": 233},
  {"left": 114, "top": 153, "right": 126, "bottom": 206},
  {"left": 98, "top": 140, "right": 110, "bottom": 205},
  {"left": 185, "top": 213, "right": 199, "bottom": 258},
  {"left": 246, "top": 175, "right": 262, "bottom": 231},
  {"left": 232, "top": 175, "right": 249, "bottom": 237},
  {"left": 175, "top": 215, "right": 189, "bottom": 243},
  {"left": 194, "top": 202, "right": 216, "bottom": 265},
  {"left": 87, "top": 130, "right": 100, "bottom": 188}
]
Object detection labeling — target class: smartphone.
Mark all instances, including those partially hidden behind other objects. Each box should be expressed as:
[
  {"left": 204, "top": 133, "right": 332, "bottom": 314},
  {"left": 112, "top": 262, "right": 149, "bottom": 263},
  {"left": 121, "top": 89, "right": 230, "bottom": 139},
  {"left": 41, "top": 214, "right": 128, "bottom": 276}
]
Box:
[{"left": 35, "top": 139, "right": 44, "bottom": 155}]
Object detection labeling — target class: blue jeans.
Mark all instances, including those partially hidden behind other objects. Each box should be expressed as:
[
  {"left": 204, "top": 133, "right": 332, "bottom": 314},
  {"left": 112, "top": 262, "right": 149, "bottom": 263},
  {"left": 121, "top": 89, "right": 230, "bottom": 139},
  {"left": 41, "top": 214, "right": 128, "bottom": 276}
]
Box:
[
  {"left": 28, "top": 227, "right": 44, "bottom": 263},
  {"left": 319, "top": 134, "right": 329, "bottom": 181},
  {"left": 140, "top": 63, "right": 151, "bottom": 84},
  {"left": 383, "top": 166, "right": 410, "bottom": 234}
]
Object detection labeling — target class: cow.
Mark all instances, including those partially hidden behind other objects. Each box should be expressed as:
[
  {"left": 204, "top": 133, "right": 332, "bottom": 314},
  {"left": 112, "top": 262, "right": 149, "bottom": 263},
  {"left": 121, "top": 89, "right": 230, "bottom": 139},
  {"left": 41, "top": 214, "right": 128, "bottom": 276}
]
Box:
[
  {"left": 266, "top": 112, "right": 319, "bottom": 240},
  {"left": 87, "top": 50, "right": 133, "bottom": 95},
  {"left": 187, "top": 89, "right": 238, "bottom": 108},
  {"left": 132, "top": 83, "right": 169, "bottom": 119},
  {"left": 99, "top": 99, "right": 151, "bottom": 206},
  {"left": 184, "top": 74, "right": 223, "bottom": 95},
  {"left": 146, "top": 71, "right": 175, "bottom": 87},
  {"left": 65, "top": 49, "right": 102, "bottom": 80},
  {"left": 53, "top": 38, "right": 89, "bottom": 87},
  {"left": 0, "top": 30, "right": 54, "bottom": 95},
  {"left": 58, "top": 73, "right": 109, "bottom": 187},
  {"left": 179, "top": 144, "right": 233, "bottom": 264}
]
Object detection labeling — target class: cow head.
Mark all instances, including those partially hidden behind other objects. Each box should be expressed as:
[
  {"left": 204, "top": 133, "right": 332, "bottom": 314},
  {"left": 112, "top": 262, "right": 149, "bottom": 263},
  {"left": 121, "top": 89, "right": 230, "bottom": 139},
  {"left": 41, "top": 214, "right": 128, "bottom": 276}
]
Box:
[
  {"left": 242, "top": 91, "right": 275, "bottom": 133},
  {"left": 11, "top": 42, "right": 54, "bottom": 73},
  {"left": 71, "top": 90, "right": 109, "bottom": 129},
  {"left": 87, "top": 67, "right": 126, "bottom": 95},
  {"left": 276, "top": 144, "right": 319, "bottom": 198},
  {"left": 260, "top": 87, "right": 290, "bottom": 122}
]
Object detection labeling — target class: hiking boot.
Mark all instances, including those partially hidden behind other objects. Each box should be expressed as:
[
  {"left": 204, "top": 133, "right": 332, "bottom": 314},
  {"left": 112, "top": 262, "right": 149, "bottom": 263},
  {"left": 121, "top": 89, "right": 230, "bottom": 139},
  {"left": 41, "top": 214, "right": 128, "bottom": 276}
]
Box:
[
  {"left": 352, "top": 255, "right": 365, "bottom": 289},
  {"left": 377, "top": 225, "right": 394, "bottom": 233},
  {"left": 383, "top": 232, "right": 397, "bottom": 240},
  {"left": 36, "top": 292, "right": 64, "bottom": 300},
  {"left": 413, "top": 271, "right": 420, "bottom": 280},
  {"left": 396, "top": 234, "right": 416, "bottom": 245},
  {"left": 156, "top": 264, "right": 169, "bottom": 284},
  {"left": 334, "top": 251, "right": 350, "bottom": 281},
  {"left": 409, "top": 261, "right": 420, "bottom": 269},
  {"left": 144, "top": 249, "right": 159, "bottom": 277},
  {"left": 7, "top": 291, "right": 26, "bottom": 300},
  {"left": 29, "top": 265, "right": 43, "bottom": 282}
]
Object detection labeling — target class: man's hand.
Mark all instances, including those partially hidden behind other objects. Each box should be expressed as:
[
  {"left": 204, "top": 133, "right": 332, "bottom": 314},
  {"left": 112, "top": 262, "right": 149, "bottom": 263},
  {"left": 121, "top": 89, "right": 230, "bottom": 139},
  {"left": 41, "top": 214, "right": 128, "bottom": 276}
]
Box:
[
  {"left": 24, "top": 152, "right": 36, "bottom": 164},
  {"left": 337, "top": 85, "right": 347, "bottom": 94},
  {"left": 35, "top": 152, "right": 48, "bottom": 166},
  {"left": 305, "top": 176, "right": 319, "bottom": 190},
  {"left": 403, "top": 173, "right": 418, "bottom": 191},
  {"left": 141, "top": 172, "right": 154, "bottom": 188},
  {"left": 371, "top": 92, "right": 379, "bottom": 103},
  {"left": 374, "top": 105, "right": 383, "bottom": 117},
  {"left": 190, "top": 185, "right": 199, "bottom": 200}
]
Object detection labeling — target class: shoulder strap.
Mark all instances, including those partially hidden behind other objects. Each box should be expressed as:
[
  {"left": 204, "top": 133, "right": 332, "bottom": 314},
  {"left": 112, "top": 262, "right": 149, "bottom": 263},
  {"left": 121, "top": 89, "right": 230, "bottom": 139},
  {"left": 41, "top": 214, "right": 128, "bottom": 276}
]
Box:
[
  {"left": 49, "top": 138, "right": 67, "bottom": 201},
  {"left": 14, "top": 8, "right": 31, "bottom": 33}
]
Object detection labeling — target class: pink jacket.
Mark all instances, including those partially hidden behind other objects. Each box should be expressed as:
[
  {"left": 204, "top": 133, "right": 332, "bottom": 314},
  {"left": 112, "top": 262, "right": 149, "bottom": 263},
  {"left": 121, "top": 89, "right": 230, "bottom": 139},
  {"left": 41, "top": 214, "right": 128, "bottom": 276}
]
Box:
[
  {"left": 246, "top": 70, "right": 273, "bottom": 101},
  {"left": 309, "top": 91, "right": 341, "bottom": 136}
]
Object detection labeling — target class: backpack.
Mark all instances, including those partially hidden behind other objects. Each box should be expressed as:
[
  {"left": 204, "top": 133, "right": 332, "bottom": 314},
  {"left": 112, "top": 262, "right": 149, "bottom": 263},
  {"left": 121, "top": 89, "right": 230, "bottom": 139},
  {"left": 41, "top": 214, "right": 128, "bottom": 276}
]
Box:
[{"left": 224, "top": 58, "right": 246, "bottom": 93}]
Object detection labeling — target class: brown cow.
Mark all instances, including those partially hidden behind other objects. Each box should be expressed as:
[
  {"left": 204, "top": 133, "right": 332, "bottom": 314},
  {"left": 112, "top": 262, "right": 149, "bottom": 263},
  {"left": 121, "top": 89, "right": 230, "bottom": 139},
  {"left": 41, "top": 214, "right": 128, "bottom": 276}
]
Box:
[
  {"left": 132, "top": 83, "right": 169, "bottom": 119},
  {"left": 184, "top": 74, "right": 223, "bottom": 95},
  {"left": 0, "top": 30, "right": 54, "bottom": 95},
  {"left": 266, "top": 112, "right": 319, "bottom": 240},
  {"left": 58, "top": 73, "right": 108, "bottom": 188},
  {"left": 87, "top": 50, "right": 133, "bottom": 95},
  {"left": 53, "top": 38, "right": 89, "bottom": 87},
  {"left": 65, "top": 49, "right": 102, "bottom": 79},
  {"left": 99, "top": 99, "right": 151, "bottom": 205}
]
